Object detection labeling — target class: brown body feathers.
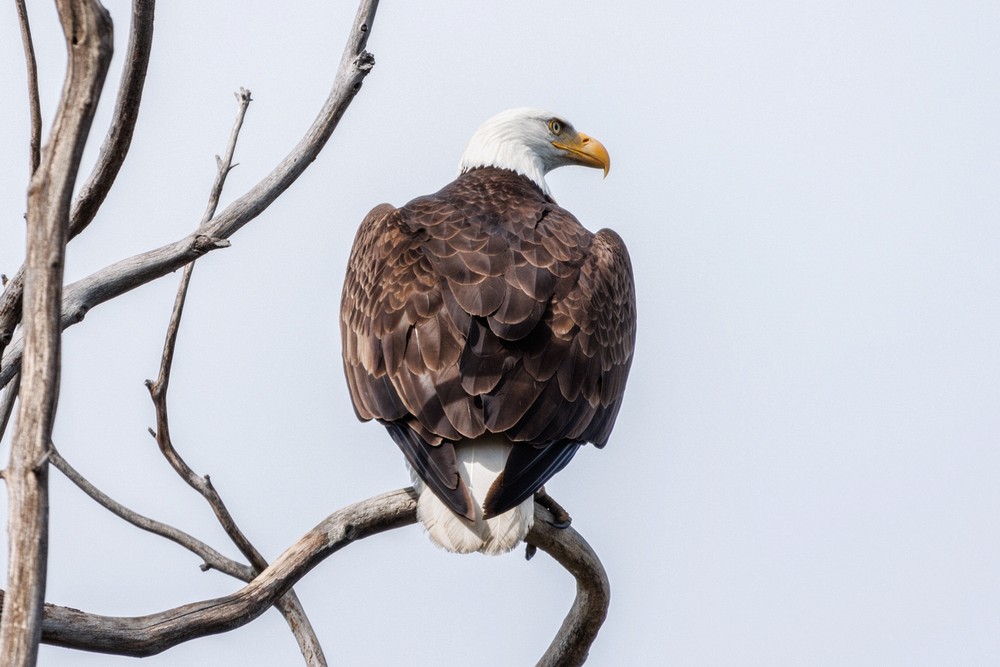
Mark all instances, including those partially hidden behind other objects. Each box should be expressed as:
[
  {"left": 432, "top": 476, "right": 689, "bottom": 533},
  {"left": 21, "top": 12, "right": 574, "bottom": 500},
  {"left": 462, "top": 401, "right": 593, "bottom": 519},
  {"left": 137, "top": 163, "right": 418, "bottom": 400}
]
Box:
[{"left": 340, "top": 167, "right": 635, "bottom": 518}]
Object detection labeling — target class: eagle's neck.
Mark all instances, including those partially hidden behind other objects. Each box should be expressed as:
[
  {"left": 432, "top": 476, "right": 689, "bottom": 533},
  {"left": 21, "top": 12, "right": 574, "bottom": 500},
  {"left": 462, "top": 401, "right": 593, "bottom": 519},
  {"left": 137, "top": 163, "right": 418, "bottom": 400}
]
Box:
[{"left": 458, "top": 128, "right": 551, "bottom": 196}]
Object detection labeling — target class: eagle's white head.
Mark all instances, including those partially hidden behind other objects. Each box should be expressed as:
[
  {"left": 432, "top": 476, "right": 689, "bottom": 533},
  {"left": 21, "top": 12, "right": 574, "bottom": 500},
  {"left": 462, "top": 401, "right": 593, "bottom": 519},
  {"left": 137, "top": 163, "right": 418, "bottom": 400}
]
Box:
[{"left": 458, "top": 107, "right": 611, "bottom": 196}]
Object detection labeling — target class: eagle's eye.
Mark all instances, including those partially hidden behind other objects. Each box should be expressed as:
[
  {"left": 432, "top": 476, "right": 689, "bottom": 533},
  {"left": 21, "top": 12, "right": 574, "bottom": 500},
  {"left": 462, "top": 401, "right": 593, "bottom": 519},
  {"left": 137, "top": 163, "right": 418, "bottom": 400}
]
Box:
[{"left": 548, "top": 119, "right": 563, "bottom": 136}]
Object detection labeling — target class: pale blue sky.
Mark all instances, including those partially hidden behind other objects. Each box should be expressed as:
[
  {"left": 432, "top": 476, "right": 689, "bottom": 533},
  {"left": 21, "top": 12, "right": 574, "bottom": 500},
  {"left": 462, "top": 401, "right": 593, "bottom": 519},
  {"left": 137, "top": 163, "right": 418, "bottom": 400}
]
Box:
[{"left": 2, "top": 1, "right": 999, "bottom": 665}]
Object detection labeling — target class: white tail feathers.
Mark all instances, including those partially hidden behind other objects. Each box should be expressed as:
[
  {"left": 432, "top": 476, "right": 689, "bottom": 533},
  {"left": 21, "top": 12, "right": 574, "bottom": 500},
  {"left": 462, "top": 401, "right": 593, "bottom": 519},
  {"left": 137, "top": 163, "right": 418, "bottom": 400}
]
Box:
[{"left": 411, "top": 435, "right": 534, "bottom": 555}]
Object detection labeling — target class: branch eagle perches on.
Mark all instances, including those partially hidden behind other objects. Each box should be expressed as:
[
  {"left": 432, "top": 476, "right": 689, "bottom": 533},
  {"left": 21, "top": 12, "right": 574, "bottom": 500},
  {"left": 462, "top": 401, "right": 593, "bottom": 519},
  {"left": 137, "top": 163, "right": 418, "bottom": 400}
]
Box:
[
  {"left": 0, "top": 0, "right": 612, "bottom": 664},
  {"left": 0, "top": 494, "right": 609, "bottom": 667}
]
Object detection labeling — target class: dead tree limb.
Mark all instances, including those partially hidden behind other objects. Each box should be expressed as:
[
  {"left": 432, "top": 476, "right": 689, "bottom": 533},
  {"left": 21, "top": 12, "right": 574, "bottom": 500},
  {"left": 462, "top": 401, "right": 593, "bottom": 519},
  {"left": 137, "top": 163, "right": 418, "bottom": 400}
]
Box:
[
  {"left": 50, "top": 440, "right": 328, "bottom": 664},
  {"left": 0, "top": 490, "right": 608, "bottom": 663},
  {"left": 48, "top": 445, "right": 252, "bottom": 581},
  {"left": 0, "top": 0, "right": 114, "bottom": 663},
  {"left": 0, "top": 374, "right": 19, "bottom": 444},
  {"left": 13, "top": 0, "right": 42, "bottom": 176},
  {"left": 0, "top": 0, "right": 42, "bottom": 376},
  {"left": 140, "top": 87, "right": 327, "bottom": 665},
  {"left": 0, "top": 0, "right": 156, "bottom": 365},
  {"left": 30, "top": 488, "right": 418, "bottom": 657},
  {"left": 70, "top": 0, "right": 156, "bottom": 239},
  {"left": 0, "top": 0, "right": 380, "bottom": 389},
  {"left": 528, "top": 509, "right": 612, "bottom": 667}
]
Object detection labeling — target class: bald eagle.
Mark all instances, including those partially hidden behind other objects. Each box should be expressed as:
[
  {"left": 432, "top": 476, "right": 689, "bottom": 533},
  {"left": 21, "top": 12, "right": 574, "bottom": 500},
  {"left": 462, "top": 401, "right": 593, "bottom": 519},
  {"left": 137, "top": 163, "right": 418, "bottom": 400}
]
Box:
[{"left": 341, "top": 108, "right": 636, "bottom": 554}]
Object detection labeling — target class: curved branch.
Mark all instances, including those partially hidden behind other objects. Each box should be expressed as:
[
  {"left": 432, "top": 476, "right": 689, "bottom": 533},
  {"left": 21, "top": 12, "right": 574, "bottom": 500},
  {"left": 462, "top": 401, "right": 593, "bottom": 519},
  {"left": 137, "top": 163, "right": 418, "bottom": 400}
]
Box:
[
  {"left": 0, "top": 489, "right": 608, "bottom": 663},
  {"left": 1, "top": 0, "right": 380, "bottom": 388},
  {"left": 527, "top": 510, "right": 611, "bottom": 667},
  {"left": 34, "top": 488, "right": 419, "bottom": 656},
  {"left": 138, "top": 87, "right": 327, "bottom": 664}
]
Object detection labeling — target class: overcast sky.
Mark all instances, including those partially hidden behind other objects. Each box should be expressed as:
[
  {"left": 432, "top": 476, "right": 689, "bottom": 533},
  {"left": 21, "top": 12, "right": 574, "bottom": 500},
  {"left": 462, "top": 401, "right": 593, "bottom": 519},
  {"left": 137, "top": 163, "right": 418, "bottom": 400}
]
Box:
[{"left": 2, "top": 1, "right": 999, "bottom": 665}]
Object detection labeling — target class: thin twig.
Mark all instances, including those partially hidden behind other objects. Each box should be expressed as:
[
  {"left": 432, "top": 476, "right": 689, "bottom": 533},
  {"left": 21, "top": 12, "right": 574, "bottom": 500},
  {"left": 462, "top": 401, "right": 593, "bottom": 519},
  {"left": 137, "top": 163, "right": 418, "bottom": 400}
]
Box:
[
  {"left": 14, "top": 0, "right": 42, "bottom": 175},
  {"left": 0, "top": 0, "right": 380, "bottom": 389},
  {"left": 48, "top": 444, "right": 253, "bottom": 580},
  {"left": 0, "top": 0, "right": 42, "bottom": 363},
  {"left": 200, "top": 87, "right": 252, "bottom": 227},
  {"left": 144, "top": 88, "right": 326, "bottom": 666},
  {"left": 51, "top": 441, "right": 325, "bottom": 664},
  {"left": 146, "top": 88, "right": 266, "bottom": 573},
  {"left": 145, "top": 274, "right": 267, "bottom": 568}
]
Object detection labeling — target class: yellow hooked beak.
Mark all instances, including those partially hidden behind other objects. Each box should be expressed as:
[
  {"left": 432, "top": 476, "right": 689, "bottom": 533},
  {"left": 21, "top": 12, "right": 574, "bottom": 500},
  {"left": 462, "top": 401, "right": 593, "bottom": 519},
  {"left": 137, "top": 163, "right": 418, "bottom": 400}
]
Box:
[{"left": 553, "top": 132, "right": 611, "bottom": 177}]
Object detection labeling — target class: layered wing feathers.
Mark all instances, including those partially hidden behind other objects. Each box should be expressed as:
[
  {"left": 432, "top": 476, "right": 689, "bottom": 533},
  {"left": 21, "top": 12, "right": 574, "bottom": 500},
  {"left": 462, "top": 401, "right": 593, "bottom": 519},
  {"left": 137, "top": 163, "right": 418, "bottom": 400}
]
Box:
[{"left": 340, "top": 168, "right": 636, "bottom": 516}]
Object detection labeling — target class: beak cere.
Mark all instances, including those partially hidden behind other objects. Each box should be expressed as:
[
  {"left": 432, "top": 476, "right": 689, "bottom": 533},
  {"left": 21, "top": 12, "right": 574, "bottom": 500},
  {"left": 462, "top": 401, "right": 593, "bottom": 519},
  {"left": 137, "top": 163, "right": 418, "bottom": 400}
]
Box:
[{"left": 553, "top": 131, "right": 611, "bottom": 177}]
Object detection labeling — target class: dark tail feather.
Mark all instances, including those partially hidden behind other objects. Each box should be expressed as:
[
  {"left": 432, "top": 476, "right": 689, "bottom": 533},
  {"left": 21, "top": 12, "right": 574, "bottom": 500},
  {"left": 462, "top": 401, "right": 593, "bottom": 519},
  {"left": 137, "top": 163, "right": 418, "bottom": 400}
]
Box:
[
  {"left": 382, "top": 422, "right": 475, "bottom": 520},
  {"left": 483, "top": 440, "right": 581, "bottom": 519}
]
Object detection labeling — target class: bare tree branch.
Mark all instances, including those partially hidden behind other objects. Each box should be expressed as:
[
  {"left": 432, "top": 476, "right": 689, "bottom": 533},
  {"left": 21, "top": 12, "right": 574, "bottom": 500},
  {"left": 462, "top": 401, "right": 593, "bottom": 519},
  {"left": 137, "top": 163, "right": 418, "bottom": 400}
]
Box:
[
  {"left": 0, "top": 491, "right": 607, "bottom": 663},
  {"left": 31, "top": 488, "right": 418, "bottom": 657},
  {"left": 0, "top": 0, "right": 42, "bottom": 364},
  {"left": 200, "top": 87, "right": 252, "bottom": 226},
  {"left": 48, "top": 445, "right": 253, "bottom": 581},
  {"left": 0, "top": 0, "right": 156, "bottom": 371},
  {"left": 147, "top": 263, "right": 330, "bottom": 665},
  {"left": 51, "top": 442, "right": 327, "bottom": 665},
  {"left": 70, "top": 0, "right": 156, "bottom": 239},
  {"left": 144, "top": 84, "right": 267, "bottom": 583},
  {"left": 0, "top": 374, "right": 19, "bottom": 444},
  {"left": 14, "top": 0, "right": 42, "bottom": 175},
  {"left": 0, "top": 0, "right": 114, "bottom": 662},
  {"left": 139, "top": 86, "right": 327, "bottom": 666},
  {"left": 528, "top": 510, "right": 611, "bottom": 667},
  {"left": 0, "top": 0, "right": 380, "bottom": 389}
]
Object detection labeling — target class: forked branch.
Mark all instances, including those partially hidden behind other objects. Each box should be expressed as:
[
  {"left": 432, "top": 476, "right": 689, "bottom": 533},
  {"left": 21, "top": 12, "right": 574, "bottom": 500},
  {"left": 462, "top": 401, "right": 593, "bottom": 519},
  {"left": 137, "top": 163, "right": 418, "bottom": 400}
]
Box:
[
  {"left": 0, "top": 0, "right": 381, "bottom": 388},
  {"left": 0, "top": 0, "right": 156, "bottom": 365},
  {"left": 48, "top": 445, "right": 253, "bottom": 581},
  {"left": 139, "top": 86, "right": 325, "bottom": 666}
]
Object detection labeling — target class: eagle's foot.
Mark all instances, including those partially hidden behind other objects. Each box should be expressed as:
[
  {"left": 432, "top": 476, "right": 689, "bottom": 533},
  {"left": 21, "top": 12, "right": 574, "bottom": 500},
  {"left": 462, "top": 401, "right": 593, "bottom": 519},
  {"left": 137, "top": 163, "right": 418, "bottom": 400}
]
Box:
[{"left": 534, "top": 486, "right": 572, "bottom": 529}]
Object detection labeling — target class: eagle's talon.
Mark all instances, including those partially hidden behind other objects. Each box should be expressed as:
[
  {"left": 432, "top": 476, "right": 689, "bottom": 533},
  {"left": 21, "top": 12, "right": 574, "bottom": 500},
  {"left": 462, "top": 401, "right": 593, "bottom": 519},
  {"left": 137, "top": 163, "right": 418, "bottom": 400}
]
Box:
[{"left": 534, "top": 486, "right": 572, "bottom": 528}]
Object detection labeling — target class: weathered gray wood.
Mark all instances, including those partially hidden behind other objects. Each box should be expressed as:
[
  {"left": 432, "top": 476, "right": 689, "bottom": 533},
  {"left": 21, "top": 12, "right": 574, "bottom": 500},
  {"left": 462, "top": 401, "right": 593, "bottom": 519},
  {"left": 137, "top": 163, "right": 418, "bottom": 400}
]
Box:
[
  {"left": 0, "top": 1, "right": 114, "bottom": 663},
  {"left": 528, "top": 511, "right": 612, "bottom": 667},
  {"left": 142, "top": 88, "right": 327, "bottom": 661},
  {"left": 70, "top": 0, "right": 156, "bottom": 239},
  {"left": 0, "top": 0, "right": 156, "bottom": 366},
  {"left": 13, "top": 0, "right": 41, "bottom": 175},
  {"left": 0, "top": 0, "right": 379, "bottom": 389},
  {"left": 52, "top": 442, "right": 327, "bottom": 665},
  {"left": 33, "top": 489, "right": 419, "bottom": 656},
  {"left": 49, "top": 445, "right": 253, "bottom": 581},
  {"left": 0, "top": 490, "right": 608, "bottom": 663}
]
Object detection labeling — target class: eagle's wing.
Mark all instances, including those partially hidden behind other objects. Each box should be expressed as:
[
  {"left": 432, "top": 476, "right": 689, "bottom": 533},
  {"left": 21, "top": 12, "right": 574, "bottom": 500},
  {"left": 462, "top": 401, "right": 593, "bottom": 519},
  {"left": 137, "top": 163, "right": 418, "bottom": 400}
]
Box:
[
  {"left": 340, "top": 202, "right": 475, "bottom": 518},
  {"left": 481, "top": 226, "right": 637, "bottom": 516}
]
